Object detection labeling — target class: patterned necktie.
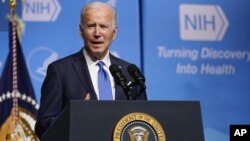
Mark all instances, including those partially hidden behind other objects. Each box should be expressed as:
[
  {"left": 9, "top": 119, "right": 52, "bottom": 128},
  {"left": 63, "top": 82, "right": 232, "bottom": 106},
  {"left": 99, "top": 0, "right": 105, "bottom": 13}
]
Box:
[{"left": 97, "top": 61, "right": 112, "bottom": 100}]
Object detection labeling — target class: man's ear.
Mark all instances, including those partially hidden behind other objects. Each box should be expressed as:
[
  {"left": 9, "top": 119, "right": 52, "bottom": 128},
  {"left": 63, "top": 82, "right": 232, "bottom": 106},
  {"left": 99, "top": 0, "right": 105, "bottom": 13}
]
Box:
[
  {"left": 112, "top": 26, "right": 118, "bottom": 40},
  {"left": 79, "top": 24, "right": 84, "bottom": 38},
  {"left": 79, "top": 24, "right": 83, "bottom": 33}
]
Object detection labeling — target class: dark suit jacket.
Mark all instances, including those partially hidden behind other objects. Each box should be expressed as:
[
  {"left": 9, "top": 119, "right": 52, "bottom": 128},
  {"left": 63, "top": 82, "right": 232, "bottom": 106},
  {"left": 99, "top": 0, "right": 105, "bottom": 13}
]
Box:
[{"left": 35, "top": 48, "right": 147, "bottom": 139}]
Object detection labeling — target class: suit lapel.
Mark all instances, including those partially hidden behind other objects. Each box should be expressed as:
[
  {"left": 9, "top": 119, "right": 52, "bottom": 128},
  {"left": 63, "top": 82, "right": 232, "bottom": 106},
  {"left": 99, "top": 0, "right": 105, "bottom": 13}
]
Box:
[{"left": 72, "top": 49, "right": 97, "bottom": 100}]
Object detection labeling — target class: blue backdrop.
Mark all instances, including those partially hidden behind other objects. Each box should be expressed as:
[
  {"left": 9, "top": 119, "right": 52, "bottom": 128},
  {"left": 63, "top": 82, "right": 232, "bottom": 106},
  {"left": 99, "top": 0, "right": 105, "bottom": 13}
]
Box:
[{"left": 1, "top": 0, "right": 250, "bottom": 141}]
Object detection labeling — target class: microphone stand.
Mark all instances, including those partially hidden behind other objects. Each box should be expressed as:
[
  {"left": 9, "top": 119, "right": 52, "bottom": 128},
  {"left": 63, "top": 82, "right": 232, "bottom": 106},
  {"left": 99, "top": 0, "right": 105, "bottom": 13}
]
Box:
[
  {"left": 126, "top": 81, "right": 146, "bottom": 100},
  {"left": 122, "top": 83, "right": 133, "bottom": 100}
]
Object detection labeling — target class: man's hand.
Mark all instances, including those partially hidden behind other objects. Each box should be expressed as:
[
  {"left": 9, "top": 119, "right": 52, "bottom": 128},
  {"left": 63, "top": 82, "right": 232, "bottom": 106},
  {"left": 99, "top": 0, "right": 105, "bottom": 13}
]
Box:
[{"left": 84, "top": 93, "right": 91, "bottom": 100}]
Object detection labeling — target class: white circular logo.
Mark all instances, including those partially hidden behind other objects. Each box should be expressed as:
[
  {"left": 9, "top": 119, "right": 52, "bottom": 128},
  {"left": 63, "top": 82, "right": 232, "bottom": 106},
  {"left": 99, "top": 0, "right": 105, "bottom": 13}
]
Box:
[{"left": 27, "top": 47, "right": 59, "bottom": 82}]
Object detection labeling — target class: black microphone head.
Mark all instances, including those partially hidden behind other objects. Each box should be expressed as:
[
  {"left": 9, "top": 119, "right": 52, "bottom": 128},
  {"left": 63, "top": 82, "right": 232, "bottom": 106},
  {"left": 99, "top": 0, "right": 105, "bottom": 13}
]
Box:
[
  {"left": 109, "top": 64, "right": 128, "bottom": 93},
  {"left": 110, "top": 64, "right": 132, "bottom": 99},
  {"left": 127, "top": 64, "right": 146, "bottom": 93},
  {"left": 127, "top": 64, "right": 139, "bottom": 75},
  {"left": 109, "top": 64, "right": 121, "bottom": 76},
  {"left": 109, "top": 64, "right": 127, "bottom": 84},
  {"left": 127, "top": 64, "right": 145, "bottom": 81}
]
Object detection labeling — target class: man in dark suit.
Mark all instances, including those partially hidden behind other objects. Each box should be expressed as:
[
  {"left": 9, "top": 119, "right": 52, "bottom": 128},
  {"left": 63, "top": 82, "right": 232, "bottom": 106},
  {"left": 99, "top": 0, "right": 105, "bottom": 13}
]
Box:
[{"left": 35, "top": 1, "right": 147, "bottom": 139}]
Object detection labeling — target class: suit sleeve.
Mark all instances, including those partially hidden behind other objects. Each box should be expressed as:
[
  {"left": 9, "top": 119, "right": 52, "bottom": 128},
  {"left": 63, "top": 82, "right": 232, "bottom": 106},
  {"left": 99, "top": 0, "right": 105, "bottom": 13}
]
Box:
[{"left": 35, "top": 63, "right": 64, "bottom": 139}]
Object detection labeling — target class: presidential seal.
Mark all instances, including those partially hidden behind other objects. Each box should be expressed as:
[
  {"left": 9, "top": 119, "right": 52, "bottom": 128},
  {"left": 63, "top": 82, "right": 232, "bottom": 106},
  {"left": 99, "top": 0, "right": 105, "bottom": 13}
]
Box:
[
  {"left": 113, "top": 112, "right": 166, "bottom": 141},
  {"left": 0, "top": 92, "right": 39, "bottom": 141}
]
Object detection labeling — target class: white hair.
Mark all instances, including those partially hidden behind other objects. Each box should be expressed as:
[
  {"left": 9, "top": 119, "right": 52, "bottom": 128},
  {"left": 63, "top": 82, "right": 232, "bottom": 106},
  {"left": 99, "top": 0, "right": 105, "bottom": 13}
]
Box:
[{"left": 80, "top": 1, "right": 117, "bottom": 26}]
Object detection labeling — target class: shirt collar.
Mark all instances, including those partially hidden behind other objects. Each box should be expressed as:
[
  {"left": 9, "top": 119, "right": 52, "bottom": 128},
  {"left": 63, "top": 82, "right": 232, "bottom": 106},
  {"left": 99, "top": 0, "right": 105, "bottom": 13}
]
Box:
[{"left": 83, "top": 48, "right": 111, "bottom": 68}]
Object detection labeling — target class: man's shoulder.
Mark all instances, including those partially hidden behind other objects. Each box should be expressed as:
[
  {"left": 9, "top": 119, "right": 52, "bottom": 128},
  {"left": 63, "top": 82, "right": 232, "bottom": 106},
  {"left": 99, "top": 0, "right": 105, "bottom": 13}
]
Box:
[
  {"left": 50, "top": 50, "right": 82, "bottom": 67},
  {"left": 110, "top": 53, "right": 131, "bottom": 66}
]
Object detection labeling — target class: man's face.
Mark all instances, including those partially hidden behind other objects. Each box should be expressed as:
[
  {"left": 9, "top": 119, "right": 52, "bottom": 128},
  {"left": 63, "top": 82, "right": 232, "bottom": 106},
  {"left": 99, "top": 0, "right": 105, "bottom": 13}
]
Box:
[{"left": 80, "top": 5, "right": 117, "bottom": 59}]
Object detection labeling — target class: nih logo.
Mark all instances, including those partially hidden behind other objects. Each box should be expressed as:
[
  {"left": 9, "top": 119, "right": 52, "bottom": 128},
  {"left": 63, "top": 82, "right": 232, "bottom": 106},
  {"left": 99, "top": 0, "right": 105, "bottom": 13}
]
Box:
[
  {"left": 179, "top": 4, "right": 229, "bottom": 41},
  {"left": 22, "top": 0, "right": 61, "bottom": 22}
]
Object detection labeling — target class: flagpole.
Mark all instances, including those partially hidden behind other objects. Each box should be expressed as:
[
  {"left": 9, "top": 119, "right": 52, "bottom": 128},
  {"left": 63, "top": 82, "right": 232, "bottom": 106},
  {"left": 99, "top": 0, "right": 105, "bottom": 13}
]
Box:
[
  {"left": 9, "top": 0, "right": 19, "bottom": 140},
  {"left": 9, "top": 0, "right": 16, "bottom": 18}
]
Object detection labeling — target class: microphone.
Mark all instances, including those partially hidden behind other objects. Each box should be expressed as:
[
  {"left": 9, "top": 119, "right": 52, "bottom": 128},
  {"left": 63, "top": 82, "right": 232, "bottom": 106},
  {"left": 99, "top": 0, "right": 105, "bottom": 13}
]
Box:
[
  {"left": 127, "top": 64, "right": 146, "bottom": 92},
  {"left": 109, "top": 64, "right": 132, "bottom": 99}
]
